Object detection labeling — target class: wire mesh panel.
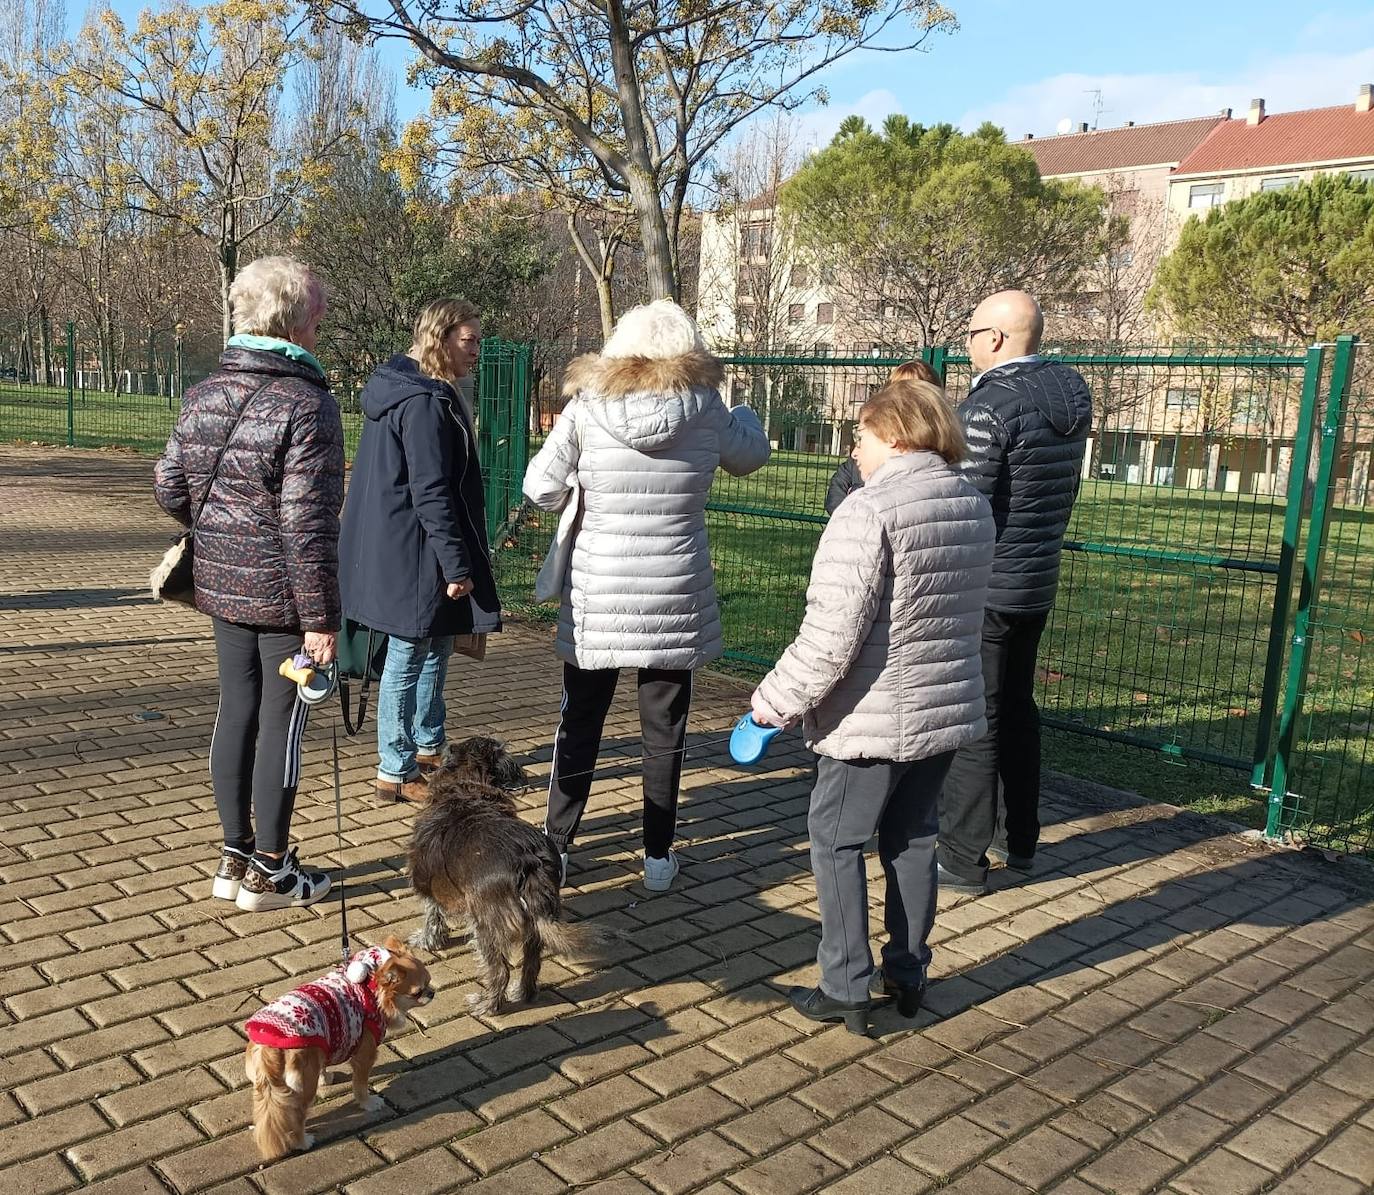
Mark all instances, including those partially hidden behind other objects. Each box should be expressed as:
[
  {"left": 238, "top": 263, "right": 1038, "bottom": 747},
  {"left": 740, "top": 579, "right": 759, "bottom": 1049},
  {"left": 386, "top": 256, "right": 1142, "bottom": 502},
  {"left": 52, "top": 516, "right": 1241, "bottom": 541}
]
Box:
[{"left": 1269, "top": 339, "right": 1373, "bottom": 854}]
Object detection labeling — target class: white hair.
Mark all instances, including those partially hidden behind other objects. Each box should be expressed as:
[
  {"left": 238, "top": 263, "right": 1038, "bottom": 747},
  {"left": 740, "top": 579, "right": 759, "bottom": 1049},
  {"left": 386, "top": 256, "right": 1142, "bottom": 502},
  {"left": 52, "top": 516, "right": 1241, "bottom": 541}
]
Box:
[
  {"left": 602, "top": 299, "right": 705, "bottom": 359},
  {"left": 229, "top": 256, "right": 325, "bottom": 339}
]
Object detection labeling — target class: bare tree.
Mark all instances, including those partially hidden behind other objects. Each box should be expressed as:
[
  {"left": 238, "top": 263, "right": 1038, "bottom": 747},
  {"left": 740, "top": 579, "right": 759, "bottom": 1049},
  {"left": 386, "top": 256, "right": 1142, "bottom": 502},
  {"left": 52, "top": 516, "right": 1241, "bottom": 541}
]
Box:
[{"left": 323, "top": 0, "right": 956, "bottom": 302}]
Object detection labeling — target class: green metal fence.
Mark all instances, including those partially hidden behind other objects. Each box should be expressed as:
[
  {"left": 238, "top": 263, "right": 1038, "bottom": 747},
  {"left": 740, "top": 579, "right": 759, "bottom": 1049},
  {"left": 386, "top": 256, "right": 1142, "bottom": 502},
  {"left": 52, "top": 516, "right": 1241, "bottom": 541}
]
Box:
[{"left": 488, "top": 338, "right": 1370, "bottom": 856}]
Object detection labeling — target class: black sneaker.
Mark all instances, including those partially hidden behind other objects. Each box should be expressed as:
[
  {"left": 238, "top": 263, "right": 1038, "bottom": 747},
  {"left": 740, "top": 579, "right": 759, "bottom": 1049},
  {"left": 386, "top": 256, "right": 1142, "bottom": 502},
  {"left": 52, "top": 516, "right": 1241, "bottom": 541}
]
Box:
[
  {"left": 235, "top": 848, "right": 331, "bottom": 911},
  {"left": 869, "top": 967, "right": 927, "bottom": 1019},
  {"left": 211, "top": 846, "right": 253, "bottom": 901}
]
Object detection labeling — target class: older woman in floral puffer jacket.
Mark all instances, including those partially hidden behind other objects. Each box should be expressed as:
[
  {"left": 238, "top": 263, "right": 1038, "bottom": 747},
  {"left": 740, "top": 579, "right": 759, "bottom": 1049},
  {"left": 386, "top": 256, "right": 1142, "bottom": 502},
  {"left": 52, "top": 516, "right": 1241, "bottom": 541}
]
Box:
[
  {"left": 154, "top": 256, "right": 343, "bottom": 915},
  {"left": 523, "top": 300, "right": 770, "bottom": 892},
  {"left": 752, "top": 377, "right": 994, "bottom": 1037}
]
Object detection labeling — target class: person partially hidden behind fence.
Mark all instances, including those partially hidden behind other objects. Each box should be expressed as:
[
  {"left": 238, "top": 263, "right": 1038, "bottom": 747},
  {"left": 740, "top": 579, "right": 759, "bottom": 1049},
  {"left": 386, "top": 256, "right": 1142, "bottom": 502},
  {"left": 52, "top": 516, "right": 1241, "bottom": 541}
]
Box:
[
  {"left": 750, "top": 378, "right": 994, "bottom": 1033},
  {"left": 938, "top": 289, "right": 1093, "bottom": 896},
  {"left": 825, "top": 359, "right": 941, "bottom": 515},
  {"left": 154, "top": 256, "right": 344, "bottom": 911},
  {"left": 337, "top": 298, "right": 501, "bottom": 804},
  {"left": 524, "top": 299, "right": 771, "bottom": 892}
]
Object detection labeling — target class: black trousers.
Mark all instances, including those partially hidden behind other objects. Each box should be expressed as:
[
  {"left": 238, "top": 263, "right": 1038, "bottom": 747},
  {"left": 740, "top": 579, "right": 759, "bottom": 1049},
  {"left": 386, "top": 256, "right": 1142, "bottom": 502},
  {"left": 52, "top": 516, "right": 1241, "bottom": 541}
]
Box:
[
  {"left": 210, "top": 618, "right": 307, "bottom": 856},
  {"left": 544, "top": 663, "right": 692, "bottom": 858},
  {"left": 938, "top": 608, "right": 1049, "bottom": 882}
]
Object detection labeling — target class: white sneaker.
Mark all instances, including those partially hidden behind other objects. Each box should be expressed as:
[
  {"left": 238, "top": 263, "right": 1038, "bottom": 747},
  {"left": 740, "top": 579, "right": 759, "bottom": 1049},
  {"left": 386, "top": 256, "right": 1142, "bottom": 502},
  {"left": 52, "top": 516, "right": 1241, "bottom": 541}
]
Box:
[
  {"left": 643, "top": 850, "right": 680, "bottom": 892},
  {"left": 235, "top": 848, "right": 331, "bottom": 911}
]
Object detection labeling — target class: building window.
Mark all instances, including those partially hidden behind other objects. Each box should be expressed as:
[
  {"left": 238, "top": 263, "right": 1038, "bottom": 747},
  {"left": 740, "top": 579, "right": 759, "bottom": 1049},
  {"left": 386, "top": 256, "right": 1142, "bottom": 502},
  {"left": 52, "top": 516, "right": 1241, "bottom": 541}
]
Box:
[
  {"left": 1260, "top": 175, "right": 1298, "bottom": 192},
  {"left": 816, "top": 303, "right": 834, "bottom": 325},
  {"left": 740, "top": 222, "right": 772, "bottom": 259},
  {"left": 1165, "top": 390, "right": 1200, "bottom": 414},
  {"left": 1188, "top": 183, "right": 1224, "bottom": 209},
  {"left": 1231, "top": 392, "right": 1267, "bottom": 428},
  {"left": 788, "top": 303, "right": 804, "bottom": 325},
  {"left": 1347, "top": 168, "right": 1374, "bottom": 184},
  {"left": 790, "top": 264, "right": 809, "bottom": 288}
]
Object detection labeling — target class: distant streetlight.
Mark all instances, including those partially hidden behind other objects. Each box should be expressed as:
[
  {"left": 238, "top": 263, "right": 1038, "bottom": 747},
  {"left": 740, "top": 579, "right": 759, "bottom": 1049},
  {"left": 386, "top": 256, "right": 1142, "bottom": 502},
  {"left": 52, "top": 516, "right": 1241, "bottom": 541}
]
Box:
[{"left": 174, "top": 321, "right": 186, "bottom": 400}]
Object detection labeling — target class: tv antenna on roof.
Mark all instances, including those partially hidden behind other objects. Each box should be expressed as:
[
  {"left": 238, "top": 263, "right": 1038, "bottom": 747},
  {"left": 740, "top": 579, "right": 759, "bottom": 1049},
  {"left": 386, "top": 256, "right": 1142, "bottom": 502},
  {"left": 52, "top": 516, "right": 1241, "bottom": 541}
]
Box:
[{"left": 1084, "top": 88, "right": 1108, "bottom": 129}]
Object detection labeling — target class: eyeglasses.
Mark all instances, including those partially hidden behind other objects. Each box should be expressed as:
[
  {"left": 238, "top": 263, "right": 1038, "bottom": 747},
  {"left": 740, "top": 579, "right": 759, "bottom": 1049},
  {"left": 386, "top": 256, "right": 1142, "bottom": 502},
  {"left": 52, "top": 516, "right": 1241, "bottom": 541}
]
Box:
[{"left": 966, "top": 326, "right": 1000, "bottom": 342}]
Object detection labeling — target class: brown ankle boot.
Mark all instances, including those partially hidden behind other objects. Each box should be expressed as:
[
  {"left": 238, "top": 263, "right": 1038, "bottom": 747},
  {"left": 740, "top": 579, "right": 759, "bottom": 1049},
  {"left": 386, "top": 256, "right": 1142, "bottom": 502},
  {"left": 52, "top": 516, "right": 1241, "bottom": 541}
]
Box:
[
  {"left": 376, "top": 777, "right": 429, "bottom": 804},
  {"left": 415, "top": 751, "right": 444, "bottom": 775}
]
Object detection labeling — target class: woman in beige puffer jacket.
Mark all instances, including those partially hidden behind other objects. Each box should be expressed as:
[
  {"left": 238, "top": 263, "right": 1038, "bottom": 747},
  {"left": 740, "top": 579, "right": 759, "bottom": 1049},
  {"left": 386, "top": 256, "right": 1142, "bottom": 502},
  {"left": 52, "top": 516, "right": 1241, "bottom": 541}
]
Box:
[{"left": 752, "top": 378, "right": 994, "bottom": 1036}]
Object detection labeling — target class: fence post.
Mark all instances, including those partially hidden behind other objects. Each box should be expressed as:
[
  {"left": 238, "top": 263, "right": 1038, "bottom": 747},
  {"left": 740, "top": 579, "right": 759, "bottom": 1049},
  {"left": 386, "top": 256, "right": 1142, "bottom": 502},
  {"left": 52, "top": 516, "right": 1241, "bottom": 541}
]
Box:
[
  {"left": 65, "top": 321, "right": 75, "bottom": 447},
  {"left": 1265, "top": 334, "right": 1357, "bottom": 841},
  {"left": 1251, "top": 344, "right": 1324, "bottom": 789}
]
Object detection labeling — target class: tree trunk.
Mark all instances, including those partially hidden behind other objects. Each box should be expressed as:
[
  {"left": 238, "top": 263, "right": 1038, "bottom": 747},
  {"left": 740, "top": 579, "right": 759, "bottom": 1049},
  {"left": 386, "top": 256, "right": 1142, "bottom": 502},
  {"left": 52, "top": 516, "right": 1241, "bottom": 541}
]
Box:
[
  {"left": 604, "top": 0, "right": 677, "bottom": 302},
  {"left": 219, "top": 205, "right": 238, "bottom": 346}
]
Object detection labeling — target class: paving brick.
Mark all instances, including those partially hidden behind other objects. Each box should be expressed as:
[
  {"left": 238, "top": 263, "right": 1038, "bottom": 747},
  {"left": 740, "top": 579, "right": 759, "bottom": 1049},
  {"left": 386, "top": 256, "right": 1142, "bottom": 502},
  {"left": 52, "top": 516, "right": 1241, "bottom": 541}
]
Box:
[
  {"left": 1267, "top": 1161, "right": 1367, "bottom": 1195},
  {"left": 718, "top": 1097, "right": 824, "bottom": 1155},
  {"left": 809, "top": 1103, "right": 911, "bottom": 1167},
  {"left": 0, "top": 1102, "right": 109, "bottom": 1167},
  {"left": 452, "top": 1108, "right": 571, "bottom": 1175},
  {"left": 256, "top": 1139, "right": 384, "bottom": 1195},
  {"left": 630, "top": 1130, "right": 749, "bottom": 1195},
  {"left": 631, "top": 1085, "right": 738, "bottom": 1143},
  {"left": 880, "top": 1072, "right": 977, "bottom": 1128},
  {"left": 456, "top": 1159, "right": 568, "bottom": 1195},
  {"left": 99, "top": 1065, "right": 226, "bottom": 1127},
  {"left": 899, "top": 1114, "right": 1003, "bottom": 1179},
  {"left": 0, "top": 1154, "right": 79, "bottom": 1195},
  {"left": 14, "top": 1057, "right": 140, "bottom": 1116},
  {"left": 1313, "top": 1122, "right": 1374, "bottom": 1187},
  {"left": 633, "top": 1043, "right": 734, "bottom": 1095},
  {"left": 822, "top": 1155, "right": 934, "bottom": 1195},
  {"left": 52, "top": 1017, "right": 173, "bottom": 1068},
  {"left": 548, "top": 1073, "right": 657, "bottom": 1132},
  {"left": 986, "top": 1124, "right": 1093, "bottom": 1188},
  {"left": 710, "top": 1053, "right": 809, "bottom": 1108},
  {"left": 1135, "top": 1103, "right": 1232, "bottom": 1162},
  {"left": 74, "top": 1167, "right": 175, "bottom": 1195},
  {"left": 66, "top": 1110, "right": 204, "bottom": 1181},
  {"left": 793, "top": 1059, "right": 894, "bottom": 1119},
  {"left": 541, "top": 1120, "right": 658, "bottom": 1184},
  {"left": 344, "top": 1146, "right": 474, "bottom": 1195},
  {"left": 729, "top": 1141, "right": 842, "bottom": 1195},
  {"left": 1169, "top": 1148, "right": 1271, "bottom": 1195},
  {"left": 460, "top": 1062, "right": 573, "bottom": 1124},
  {"left": 1077, "top": 1137, "right": 1179, "bottom": 1195}
]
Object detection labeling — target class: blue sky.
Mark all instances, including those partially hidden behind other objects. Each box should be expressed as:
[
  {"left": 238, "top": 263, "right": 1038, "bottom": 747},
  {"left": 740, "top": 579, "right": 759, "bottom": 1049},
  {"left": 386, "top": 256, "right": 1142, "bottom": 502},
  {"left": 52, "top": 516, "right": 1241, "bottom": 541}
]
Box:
[{"left": 92, "top": 1, "right": 1374, "bottom": 143}]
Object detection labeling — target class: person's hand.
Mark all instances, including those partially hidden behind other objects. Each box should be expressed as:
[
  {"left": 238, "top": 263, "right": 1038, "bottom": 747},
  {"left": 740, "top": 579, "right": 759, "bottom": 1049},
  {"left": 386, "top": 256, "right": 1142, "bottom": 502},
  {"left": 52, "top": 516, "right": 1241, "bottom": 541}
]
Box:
[
  {"left": 446, "top": 578, "right": 474, "bottom": 599},
  {"left": 304, "top": 631, "right": 336, "bottom": 665},
  {"left": 751, "top": 692, "right": 783, "bottom": 727}
]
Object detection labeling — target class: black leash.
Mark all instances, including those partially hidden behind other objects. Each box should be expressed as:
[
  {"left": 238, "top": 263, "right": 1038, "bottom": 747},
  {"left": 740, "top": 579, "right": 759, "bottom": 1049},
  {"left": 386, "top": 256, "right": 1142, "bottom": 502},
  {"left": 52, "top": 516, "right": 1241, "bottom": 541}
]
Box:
[{"left": 332, "top": 720, "right": 351, "bottom": 965}]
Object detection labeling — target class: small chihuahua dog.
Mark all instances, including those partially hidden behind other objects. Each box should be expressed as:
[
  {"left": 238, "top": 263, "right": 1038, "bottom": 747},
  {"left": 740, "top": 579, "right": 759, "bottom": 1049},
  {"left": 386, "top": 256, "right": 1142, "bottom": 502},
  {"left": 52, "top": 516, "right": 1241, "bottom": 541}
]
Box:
[{"left": 243, "top": 938, "right": 433, "bottom": 1161}]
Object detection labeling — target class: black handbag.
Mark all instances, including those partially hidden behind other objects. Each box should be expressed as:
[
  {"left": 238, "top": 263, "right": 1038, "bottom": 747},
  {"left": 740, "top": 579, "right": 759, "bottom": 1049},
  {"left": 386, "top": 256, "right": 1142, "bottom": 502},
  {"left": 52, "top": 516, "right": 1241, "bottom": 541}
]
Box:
[
  {"left": 336, "top": 617, "right": 388, "bottom": 735},
  {"left": 150, "top": 384, "right": 269, "bottom": 608}
]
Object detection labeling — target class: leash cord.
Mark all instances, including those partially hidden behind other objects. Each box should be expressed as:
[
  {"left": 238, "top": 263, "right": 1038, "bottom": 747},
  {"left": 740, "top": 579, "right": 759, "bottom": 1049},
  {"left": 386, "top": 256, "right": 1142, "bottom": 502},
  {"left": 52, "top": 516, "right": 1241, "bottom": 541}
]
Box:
[{"left": 333, "top": 720, "right": 351, "bottom": 965}]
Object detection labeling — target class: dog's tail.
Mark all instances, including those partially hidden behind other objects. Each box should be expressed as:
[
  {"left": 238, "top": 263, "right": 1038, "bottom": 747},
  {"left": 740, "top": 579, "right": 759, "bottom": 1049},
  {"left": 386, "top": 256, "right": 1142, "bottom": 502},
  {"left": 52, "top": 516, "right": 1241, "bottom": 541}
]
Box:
[
  {"left": 245, "top": 1043, "right": 304, "bottom": 1163},
  {"left": 534, "top": 915, "right": 607, "bottom": 957}
]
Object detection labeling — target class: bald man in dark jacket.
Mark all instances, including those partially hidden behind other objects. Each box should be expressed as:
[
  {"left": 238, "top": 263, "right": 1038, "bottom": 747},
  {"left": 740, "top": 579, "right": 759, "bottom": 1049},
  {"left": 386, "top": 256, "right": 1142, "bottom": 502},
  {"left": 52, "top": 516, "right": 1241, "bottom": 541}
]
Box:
[{"left": 938, "top": 291, "right": 1092, "bottom": 894}]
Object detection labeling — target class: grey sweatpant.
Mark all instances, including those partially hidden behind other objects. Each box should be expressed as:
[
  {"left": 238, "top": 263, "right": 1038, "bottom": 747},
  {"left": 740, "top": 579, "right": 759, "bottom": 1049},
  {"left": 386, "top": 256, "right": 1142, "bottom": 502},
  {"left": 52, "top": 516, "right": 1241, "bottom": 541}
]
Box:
[{"left": 809, "top": 751, "right": 955, "bottom": 1003}]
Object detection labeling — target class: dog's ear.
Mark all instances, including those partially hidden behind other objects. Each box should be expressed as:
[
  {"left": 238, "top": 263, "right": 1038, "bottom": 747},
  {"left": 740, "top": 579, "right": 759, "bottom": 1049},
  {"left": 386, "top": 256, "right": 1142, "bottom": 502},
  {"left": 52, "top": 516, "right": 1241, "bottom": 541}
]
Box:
[
  {"left": 374, "top": 957, "right": 401, "bottom": 988},
  {"left": 382, "top": 934, "right": 407, "bottom": 955}
]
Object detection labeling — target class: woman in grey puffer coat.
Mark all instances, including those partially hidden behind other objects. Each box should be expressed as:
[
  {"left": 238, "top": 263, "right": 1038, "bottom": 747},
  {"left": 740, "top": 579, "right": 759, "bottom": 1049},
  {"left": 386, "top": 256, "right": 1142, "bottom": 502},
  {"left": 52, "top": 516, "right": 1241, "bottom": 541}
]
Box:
[
  {"left": 752, "top": 378, "right": 994, "bottom": 1036},
  {"left": 524, "top": 300, "right": 770, "bottom": 891}
]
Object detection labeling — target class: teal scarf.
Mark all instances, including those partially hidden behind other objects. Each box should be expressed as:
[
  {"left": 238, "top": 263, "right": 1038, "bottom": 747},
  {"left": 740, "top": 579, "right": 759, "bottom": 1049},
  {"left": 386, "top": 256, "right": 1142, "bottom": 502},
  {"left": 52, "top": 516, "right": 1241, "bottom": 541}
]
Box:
[{"left": 227, "top": 334, "right": 325, "bottom": 378}]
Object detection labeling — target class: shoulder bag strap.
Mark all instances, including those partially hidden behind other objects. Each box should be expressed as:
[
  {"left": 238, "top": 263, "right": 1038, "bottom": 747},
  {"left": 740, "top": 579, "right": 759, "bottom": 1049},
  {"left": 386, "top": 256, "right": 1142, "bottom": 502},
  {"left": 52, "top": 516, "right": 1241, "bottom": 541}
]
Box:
[{"left": 188, "top": 380, "right": 274, "bottom": 533}]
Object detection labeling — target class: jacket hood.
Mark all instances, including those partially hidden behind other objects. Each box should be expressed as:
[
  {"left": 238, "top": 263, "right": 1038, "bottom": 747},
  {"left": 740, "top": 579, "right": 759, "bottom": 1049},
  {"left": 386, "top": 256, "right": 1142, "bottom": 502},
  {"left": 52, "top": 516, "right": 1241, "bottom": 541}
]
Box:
[
  {"left": 563, "top": 351, "right": 725, "bottom": 451},
  {"left": 360, "top": 352, "right": 453, "bottom": 419},
  {"left": 981, "top": 359, "right": 1092, "bottom": 436},
  {"left": 217, "top": 346, "right": 328, "bottom": 389}
]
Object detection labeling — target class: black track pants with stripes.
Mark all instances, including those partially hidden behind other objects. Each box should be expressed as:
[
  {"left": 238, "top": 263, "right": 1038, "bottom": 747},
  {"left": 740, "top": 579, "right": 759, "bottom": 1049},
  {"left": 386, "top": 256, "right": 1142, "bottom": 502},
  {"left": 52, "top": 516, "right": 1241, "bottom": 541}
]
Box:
[{"left": 210, "top": 618, "right": 308, "bottom": 856}]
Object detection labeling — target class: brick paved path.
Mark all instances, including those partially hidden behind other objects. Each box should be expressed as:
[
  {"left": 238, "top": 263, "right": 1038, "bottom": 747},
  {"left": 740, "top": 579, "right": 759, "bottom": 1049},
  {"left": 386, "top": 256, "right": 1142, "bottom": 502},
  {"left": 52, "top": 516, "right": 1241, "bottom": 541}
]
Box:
[{"left": 2, "top": 446, "right": 1372, "bottom": 1195}]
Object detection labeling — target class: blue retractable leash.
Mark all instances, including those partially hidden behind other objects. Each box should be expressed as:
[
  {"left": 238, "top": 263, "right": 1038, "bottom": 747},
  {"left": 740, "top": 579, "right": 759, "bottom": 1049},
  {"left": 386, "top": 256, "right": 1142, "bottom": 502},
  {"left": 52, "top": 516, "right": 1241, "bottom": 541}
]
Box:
[{"left": 729, "top": 712, "right": 785, "bottom": 765}]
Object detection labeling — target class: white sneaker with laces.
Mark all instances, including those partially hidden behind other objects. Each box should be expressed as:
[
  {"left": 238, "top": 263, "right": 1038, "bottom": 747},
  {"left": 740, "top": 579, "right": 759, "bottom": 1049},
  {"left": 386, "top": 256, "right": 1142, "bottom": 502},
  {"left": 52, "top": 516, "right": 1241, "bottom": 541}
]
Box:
[
  {"left": 235, "top": 848, "right": 331, "bottom": 912},
  {"left": 643, "top": 850, "right": 680, "bottom": 892}
]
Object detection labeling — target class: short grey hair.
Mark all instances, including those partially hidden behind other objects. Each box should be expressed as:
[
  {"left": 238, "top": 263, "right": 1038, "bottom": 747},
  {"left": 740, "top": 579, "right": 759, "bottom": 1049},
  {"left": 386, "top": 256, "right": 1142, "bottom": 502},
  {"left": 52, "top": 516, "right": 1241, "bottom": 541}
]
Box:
[
  {"left": 229, "top": 257, "right": 325, "bottom": 339},
  {"left": 602, "top": 299, "right": 705, "bottom": 360}
]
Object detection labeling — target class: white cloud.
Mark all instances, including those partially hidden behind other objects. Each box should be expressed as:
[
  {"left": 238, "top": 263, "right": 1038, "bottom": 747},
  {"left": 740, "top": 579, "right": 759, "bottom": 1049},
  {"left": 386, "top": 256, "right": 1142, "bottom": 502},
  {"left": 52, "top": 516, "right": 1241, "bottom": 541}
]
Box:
[
  {"left": 959, "top": 44, "right": 1374, "bottom": 138},
  {"left": 795, "top": 88, "right": 907, "bottom": 151}
]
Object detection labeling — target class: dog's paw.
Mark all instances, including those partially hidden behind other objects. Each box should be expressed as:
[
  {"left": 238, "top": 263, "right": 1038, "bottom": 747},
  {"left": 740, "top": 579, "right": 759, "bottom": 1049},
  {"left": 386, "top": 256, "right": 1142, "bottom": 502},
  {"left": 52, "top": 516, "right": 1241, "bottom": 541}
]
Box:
[
  {"left": 407, "top": 929, "right": 450, "bottom": 953},
  {"left": 465, "top": 991, "right": 500, "bottom": 1016},
  {"left": 507, "top": 978, "right": 538, "bottom": 1003},
  {"left": 356, "top": 1093, "right": 386, "bottom": 1112}
]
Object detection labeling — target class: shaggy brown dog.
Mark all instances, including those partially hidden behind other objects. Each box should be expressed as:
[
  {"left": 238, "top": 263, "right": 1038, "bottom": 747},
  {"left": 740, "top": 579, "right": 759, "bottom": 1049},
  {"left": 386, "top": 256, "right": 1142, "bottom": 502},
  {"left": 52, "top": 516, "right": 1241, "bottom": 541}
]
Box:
[
  {"left": 407, "top": 737, "right": 595, "bottom": 1013},
  {"left": 244, "top": 937, "right": 432, "bottom": 1162}
]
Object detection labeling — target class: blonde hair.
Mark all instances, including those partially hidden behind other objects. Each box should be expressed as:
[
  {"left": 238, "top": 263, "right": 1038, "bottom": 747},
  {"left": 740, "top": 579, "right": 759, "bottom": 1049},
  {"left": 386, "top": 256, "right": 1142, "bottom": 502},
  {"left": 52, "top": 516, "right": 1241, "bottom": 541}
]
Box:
[
  {"left": 602, "top": 299, "right": 705, "bottom": 360},
  {"left": 412, "top": 298, "right": 481, "bottom": 381},
  {"left": 889, "top": 359, "right": 940, "bottom": 386},
  {"left": 859, "top": 379, "right": 966, "bottom": 465},
  {"left": 229, "top": 257, "right": 324, "bottom": 339}
]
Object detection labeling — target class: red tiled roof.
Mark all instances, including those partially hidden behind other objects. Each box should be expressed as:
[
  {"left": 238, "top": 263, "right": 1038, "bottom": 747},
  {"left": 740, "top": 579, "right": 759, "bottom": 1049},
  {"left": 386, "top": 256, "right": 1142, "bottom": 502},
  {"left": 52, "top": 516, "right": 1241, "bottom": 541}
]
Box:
[
  {"left": 1175, "top": 104, "right": 1374, "bottom": 174},
  {"left": 1023, "top": 116, "right": 1225, "bottom": 177}
]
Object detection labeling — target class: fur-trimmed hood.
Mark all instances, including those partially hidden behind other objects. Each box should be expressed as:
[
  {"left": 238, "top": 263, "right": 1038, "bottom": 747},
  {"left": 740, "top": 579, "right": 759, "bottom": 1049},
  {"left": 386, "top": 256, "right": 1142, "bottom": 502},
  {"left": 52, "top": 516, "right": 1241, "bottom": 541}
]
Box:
[
  {"left": 562, "top": 350, "right": 727, "bottom": 453},
  {"left": 562, "top": 350, "right": 724, "bottom": 400}
]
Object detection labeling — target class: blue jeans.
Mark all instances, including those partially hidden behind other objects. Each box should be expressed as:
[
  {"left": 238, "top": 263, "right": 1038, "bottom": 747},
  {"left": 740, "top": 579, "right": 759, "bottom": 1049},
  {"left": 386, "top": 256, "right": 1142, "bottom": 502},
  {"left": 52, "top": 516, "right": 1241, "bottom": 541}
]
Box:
[{"left": 376, "top": 634, "right": 452, "bottom": 782}]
